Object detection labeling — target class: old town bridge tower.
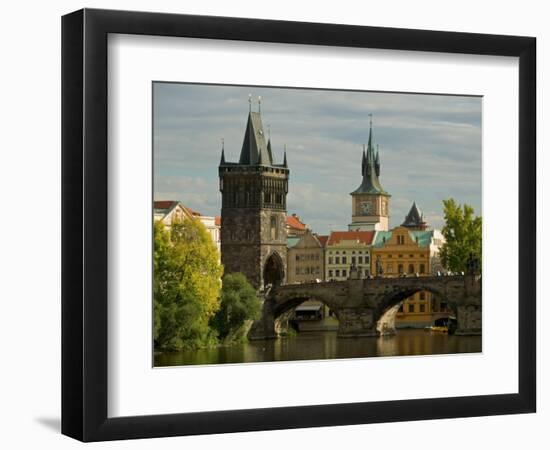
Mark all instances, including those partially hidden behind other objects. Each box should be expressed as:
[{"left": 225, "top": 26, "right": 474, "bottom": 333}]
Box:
[{"left": 219, "top": 101, "right": 289, "bottom": 289}]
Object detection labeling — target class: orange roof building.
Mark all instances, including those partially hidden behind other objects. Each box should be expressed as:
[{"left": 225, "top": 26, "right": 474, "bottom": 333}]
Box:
[
  {"left": 325, "top": 230, "right": 375, "bottom": 280},
  {"left": 285, "top": 213, "right": 307, "bottom": 236}
]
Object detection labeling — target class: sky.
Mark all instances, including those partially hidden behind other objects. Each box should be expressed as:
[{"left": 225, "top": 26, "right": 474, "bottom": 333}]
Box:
[{"left": 153, "top": 82, "right": 482, "bottom": 235}]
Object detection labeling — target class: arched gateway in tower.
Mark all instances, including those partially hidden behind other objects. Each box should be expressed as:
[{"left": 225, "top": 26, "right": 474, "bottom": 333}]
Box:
[{"left": 218, "top": 102, "right": 289, "bottom": 289}]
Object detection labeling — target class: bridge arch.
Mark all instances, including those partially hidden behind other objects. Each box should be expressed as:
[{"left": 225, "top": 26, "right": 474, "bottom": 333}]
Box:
[
  {"left": 271, "top": 293, "right": 340, "bottom": 321},
  {"left": 375, "top": 284, "right": 455, "bottom": 334}
]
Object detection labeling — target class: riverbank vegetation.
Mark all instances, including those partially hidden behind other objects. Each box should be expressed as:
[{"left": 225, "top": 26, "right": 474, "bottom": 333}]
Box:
[
  {"left": 440, "top": 199, "right": 482, "bottom": 273},
  {"left": 153, "top": 219, "right": 259, "bottom": 352}
]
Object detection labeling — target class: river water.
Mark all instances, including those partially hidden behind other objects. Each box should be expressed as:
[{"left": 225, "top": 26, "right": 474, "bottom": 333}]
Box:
[{"left": 154, "top": 329, "right": 482, "bottom": 367}]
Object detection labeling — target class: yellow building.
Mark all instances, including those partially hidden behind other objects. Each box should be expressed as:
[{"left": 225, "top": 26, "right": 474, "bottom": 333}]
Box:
[{"left": 371, "top": 205, "right": 448, "bottom": 327}]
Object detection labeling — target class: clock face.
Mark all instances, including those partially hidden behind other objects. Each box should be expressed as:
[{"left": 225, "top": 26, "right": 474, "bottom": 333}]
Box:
[{"left": 360, "top": 201, "right": 373, "bottom": 215}]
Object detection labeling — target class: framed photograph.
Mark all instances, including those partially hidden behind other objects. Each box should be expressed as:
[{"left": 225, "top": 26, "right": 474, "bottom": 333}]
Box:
[{"left": 62, "top": 8, "right": 536, "bottom": 441}]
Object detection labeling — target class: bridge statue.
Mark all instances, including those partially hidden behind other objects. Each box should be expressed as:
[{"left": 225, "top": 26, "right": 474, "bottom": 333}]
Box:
[{"left": 248, "top": 273, "right": 482, "bottom": 340}]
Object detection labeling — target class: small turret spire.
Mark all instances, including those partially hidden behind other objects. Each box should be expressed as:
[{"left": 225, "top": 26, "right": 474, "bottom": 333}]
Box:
[
  {"left": 283, "top": 144, "right": 288, "bottom": 167},
  {"left": 220, "top": 138, "right": 225, "bottom": 164},
  {"left": 258, "top": 96, "right": 262, "bottom": 113}
]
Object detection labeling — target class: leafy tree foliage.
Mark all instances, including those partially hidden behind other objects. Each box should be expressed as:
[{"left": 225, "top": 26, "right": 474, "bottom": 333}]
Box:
[
  {"left": 440, "top": 199, "right": 482, "bottom": 273},
  {"left": 153, "top": 218, "right": 222, "bottom": 351},
  {"left": 211, "top": 273, "right": 261, "bottom": 341}
]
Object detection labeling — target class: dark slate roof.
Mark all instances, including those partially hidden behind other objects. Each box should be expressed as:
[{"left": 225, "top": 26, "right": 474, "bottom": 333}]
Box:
[
  {"left": 401, "top": 202, "right": 425, "bottom": 228},
  {"left": 351, "top": 122, "right": 388, "bottom": 195},
  {"left": 238, "top": 112, "right": 272, "bottom": 165}
]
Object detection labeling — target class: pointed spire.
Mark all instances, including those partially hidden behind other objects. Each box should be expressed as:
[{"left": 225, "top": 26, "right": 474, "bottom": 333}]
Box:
[
  {"left": 238, "top": 101, "right": 271, "bottom": 165},
  {"left": 248, "top": 94, "right": 252, "bottom": 112},
  {"left": 361, "top": 144, "right": 366, "bottom": 176},
  {"left": 258, "top": 95, "right": 262, "bottom": 113},
  {"left": 283, "top": 144, "right": 288, "bottom": 167},
  {"left": 220, "top": 138, "right": 225, "bottom": 164},
  {"left": 266, "top": 124, "right": 274, "bottom": 164},
  {"left": 375, "top": 144, "right": 380, "bottom": 177},
  {"left": 350, "top": 113, "right": 387, "bottom": 196},
  {"left": 401, "top": 201, "right": 427, "bottom": 229}
]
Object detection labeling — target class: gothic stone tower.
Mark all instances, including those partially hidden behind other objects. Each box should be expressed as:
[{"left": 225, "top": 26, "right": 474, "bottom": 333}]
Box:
[
  {"left": 349, "top": 117, "right": 391, "bottom": 232},
  {"left": 219, "top": 105, "right": 289, "bottom": 290}
]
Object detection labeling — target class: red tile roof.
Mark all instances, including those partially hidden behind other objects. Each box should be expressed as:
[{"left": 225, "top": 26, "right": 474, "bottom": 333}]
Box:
[
  {"left": 327, "top": 230, "right": 375, "bottom": 246},
  {"left": 316, "top": 235, "right": 329, "bottom": 247},
  {"left": 286, "top": 215, "right": 307, "bottom": 231},
  {"left": 186, "top": 206, "right": 201, "bottom": 216},
  {"left": 154, "top": 200, "right": 177, "bottom": 210},
  {"left": 215, "top": 216, "right": 221, "bottom": 227}
]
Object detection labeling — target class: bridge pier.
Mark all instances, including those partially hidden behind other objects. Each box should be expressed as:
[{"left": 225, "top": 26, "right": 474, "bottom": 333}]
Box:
[
  {"left": 248, "top": 296, "right": 278, "bottom": 340},
  {"left": 454, "top": 304, "right": 482, "bottom": 336},
  {"left": 336, "top": 308, "right": 378, "bottom": 338}
]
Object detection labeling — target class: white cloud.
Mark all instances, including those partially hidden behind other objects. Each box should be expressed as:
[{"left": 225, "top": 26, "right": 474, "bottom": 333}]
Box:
[{"left": 154, "top": 83, "right": 482, "bottom": 233}]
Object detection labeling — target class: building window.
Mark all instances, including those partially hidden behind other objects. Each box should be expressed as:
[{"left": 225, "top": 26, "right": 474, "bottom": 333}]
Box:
[
  {"left": 342, "top": 257, "right": 347, "bottom": 264},
  {"left": 335, "top": 270, "right": 340, "bottom": 277},
  {"left": 397, "top": 235, "right": 405, "bottom": 245},
  {"left": 398, "top": 305, "right": 404, "bottom": 313},
  {"left": 408, "top": 304, "right": 415, "bottom": 313},
  {"left": 342, "top": 270, "right": 347, "bottom": 277},
  {"left": 419, "top": 264, "right": 425, "bottom": 274},
  {"left": 328, "top": 257, "right": 333, "bottom": 264},
  {"left": 387, "top": 263, "right": 393, "bottom": 273},
  {"left": 408, "top": 264, "right": 415, "bottom": 274},
  {"left": 328, "top": 270, "right": 333, "bottom": 277},
  {"left": 398, "top": 264, "right": 404, "bottom": 274},
  {"left": 358, "top": 256, "right": 363, "bottom": 264},
  {"left": 351, "top": 256, "right": 356, "bottom": 264},
  {"left": 419, "top": 304, "right": 426, "bottom": 313},
  {"left": 419, "top": 292, "right": 426, "bottom": 300},
  {"left": 335, "top": 257, "right": 340, "bottom": 264}
]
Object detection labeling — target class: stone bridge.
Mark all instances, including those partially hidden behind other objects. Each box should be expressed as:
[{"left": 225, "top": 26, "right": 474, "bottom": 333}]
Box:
[{"left": 249, "top": 274, "right": 481, "bottom": 340}]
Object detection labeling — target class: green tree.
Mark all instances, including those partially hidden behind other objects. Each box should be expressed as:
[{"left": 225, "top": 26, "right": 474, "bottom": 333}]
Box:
[
  {"left": 153, "top": 218, "right": 223, "bottom": 351},
  {"left": 440, "top": 199, "right": 482, "bottom": 273},
  {"left": 211, "top": 273, "right": 261, "bottom": 341}
]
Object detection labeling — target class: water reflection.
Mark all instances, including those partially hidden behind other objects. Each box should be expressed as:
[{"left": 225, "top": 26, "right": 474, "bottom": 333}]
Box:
[{"left": 154, "top": 329, "right": 482, "bottom": 367}]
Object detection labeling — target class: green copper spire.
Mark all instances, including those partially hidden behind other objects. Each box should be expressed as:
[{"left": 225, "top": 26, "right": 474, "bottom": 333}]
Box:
[{"left": 351, "top": 115, "right": 387, "bottom": 195}]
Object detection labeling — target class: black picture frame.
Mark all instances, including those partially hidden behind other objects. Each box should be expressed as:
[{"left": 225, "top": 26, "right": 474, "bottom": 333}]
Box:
[{"left": 61, "top": 8, "right": 536, "bottom": 442}]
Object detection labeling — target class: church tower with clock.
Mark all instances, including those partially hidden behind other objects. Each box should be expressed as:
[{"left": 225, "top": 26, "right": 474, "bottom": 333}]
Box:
[{"left": 349, "top": 117, "right": 390, "bottom": 231}]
